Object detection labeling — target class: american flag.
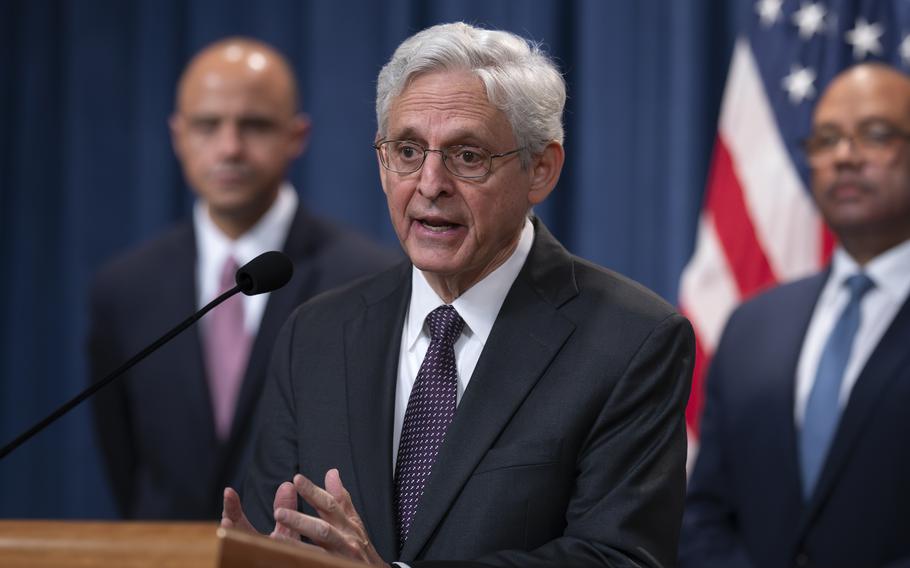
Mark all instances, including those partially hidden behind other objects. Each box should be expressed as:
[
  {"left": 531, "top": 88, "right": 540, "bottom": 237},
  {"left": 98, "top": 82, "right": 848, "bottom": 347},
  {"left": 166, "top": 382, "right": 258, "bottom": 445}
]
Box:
[{"left": 678, "top": 0, "right": 910, "bottom": 458}]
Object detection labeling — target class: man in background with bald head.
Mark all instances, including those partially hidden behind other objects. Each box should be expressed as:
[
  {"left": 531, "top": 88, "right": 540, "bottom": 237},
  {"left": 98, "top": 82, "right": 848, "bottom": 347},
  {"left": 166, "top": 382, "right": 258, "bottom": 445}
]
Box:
[
  {"left": 681, "top": 63, "right": 910, "bottom": 567},
  {"left": 89, "top": 38, "right": 398, "bottom": 520}
]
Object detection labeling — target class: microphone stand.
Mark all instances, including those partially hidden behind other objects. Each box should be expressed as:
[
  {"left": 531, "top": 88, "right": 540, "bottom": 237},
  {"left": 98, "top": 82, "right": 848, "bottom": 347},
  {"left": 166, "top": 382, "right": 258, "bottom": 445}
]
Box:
[{"left": 0, "top": 285, "right": 242, "bottom": 461}]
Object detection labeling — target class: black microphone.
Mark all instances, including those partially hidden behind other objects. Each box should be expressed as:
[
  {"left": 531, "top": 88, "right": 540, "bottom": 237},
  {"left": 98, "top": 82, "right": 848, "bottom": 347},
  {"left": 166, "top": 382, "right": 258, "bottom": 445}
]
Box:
[
  {"left": 235, "top": 250, "right": 293, "bottom": 295},
  {"left": 0, "top": 250, "right": 294, "bottom": 461}
]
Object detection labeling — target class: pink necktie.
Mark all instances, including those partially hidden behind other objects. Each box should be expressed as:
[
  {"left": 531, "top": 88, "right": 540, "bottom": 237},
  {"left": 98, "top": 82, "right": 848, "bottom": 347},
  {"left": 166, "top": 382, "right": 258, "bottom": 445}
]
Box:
[{"left": 204, "top": 256, "right": 252, "bottom": 440}]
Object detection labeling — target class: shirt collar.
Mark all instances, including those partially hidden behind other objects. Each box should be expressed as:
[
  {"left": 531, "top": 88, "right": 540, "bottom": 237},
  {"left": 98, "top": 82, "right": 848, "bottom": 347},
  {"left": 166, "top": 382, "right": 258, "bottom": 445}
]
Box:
[
  {"left": 827, "top": 238, "right": 910, "bottom": 302},
  {"left": 404, "top": 217, "right": 535, "bottom": 351},
  {"left": 194, "top": 182, "right": 298, "bottom": 269}
]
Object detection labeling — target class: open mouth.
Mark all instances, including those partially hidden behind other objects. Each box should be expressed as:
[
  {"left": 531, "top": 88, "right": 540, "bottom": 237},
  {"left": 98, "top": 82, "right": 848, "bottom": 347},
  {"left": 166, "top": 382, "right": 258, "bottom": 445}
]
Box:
[
  {"left": 416, "top": 215, "right": 462, "bottom": 233},
  {"left": 420, "top": 219, "right": 458, "bottom": 232}
]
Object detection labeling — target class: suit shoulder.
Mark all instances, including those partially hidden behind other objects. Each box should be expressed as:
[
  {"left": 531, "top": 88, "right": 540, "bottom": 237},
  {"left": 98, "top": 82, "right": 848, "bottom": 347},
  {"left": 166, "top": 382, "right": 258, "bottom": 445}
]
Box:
[
  {"left": 91, "top": 223, "right": 193, "bottom": 298},
  {"left": 725, "top": 273, "right": 826, "bottom": 329},
  {"left": 572, "top": 256, "right": 681, "bottom": 324},
  {"left": 709, "top": 273, "right": 827, "bottom": 369},
  {"left": 286, "top": 260, "right": 409, "bottom": 322}
]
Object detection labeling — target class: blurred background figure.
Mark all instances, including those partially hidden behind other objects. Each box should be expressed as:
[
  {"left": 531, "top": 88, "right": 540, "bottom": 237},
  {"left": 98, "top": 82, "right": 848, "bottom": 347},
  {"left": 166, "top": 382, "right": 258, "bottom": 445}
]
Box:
[
  {"left": 681, "top": 62, "right": 910, "bottom": 568},
  {"left": 88, "top": 38, "right": 399, "bottom": 519}
]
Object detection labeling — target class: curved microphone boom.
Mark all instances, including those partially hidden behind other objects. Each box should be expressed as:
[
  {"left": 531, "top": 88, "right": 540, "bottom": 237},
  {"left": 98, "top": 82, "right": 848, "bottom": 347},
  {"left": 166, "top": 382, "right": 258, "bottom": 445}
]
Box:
[{"left": 0, "top": 251, "right": 294, "bottom": 461}]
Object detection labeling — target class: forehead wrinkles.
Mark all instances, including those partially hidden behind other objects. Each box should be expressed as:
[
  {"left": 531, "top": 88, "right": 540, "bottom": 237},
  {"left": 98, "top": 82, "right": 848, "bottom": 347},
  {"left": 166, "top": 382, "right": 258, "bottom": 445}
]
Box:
[
  {"left": 389, "top": 87, "right": 507, "bottom": 144},
  {"left": 395, "top": 84, "right": 493, "bottom": 114}
]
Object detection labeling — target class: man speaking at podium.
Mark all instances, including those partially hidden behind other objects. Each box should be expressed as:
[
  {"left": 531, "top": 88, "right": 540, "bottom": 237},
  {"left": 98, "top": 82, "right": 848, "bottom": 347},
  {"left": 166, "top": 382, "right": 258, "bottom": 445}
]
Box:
[{"left": 223, "top": 23, "right": 695, "bottom": 567}]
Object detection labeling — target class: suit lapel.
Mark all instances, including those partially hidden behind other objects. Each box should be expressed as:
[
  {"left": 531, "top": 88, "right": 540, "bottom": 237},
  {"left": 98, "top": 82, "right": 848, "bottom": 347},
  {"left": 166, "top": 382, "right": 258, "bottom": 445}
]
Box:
[
  {"left": 345, "top": 263, "right": 411, "bottom": 561},
  {"left": 400, "top": 221, "right": 578, "bottom": 560},
  {"left": 226, "top": 208, "right": 320, "bottom": 452},
  {"left": 799, "top": 294, "right": 910, "bottom": 535},
  {"left": 228, "top": 269, "right": 308, "bottom": 443},
  {"left": 735, "top": 275, "right": 827, "bottom": 558},
  {"left": 171, "top": 225, "right": 218, "bottom": 445},
  {"left": 762, "top": 276, "right": 829, "bottom": 509}
]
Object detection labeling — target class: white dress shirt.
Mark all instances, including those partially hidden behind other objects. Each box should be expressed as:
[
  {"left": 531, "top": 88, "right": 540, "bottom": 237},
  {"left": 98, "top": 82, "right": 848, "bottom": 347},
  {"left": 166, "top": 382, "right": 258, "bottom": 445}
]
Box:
[
  {"left": 392, "top": 217, "right": 535, "bottom": 470},
  {"left": 194, "top": 183, "right": 298, "bottom": 336},
  {"left": 795, "top": 238, "right": 910, "bottom": 425}
]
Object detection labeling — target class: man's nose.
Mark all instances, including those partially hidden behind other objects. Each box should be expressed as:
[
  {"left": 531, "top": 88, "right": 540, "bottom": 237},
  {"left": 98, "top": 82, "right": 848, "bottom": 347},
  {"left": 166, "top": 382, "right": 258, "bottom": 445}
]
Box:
[
  {"left": 831, "top": 135, "right": 863, "bottom": 165},
  {"left": 214, "top": 122, "right": 244, "bottom": 157},
  {"left": 417, "top": 149, "right": 454, "bottom": 199}
]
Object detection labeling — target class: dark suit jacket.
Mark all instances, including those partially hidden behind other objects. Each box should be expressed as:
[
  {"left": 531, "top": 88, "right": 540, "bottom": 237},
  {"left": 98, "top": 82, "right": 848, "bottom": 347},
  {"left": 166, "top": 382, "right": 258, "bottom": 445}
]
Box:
[
  {"left": 89, "top": 204, "right": 400, "bottom": 520},
  {"left": 680, "top": 273, "right": 910, "bottom": 568},
  {"left": 243, "top": 219, "right": 695, "bottom": 567}
]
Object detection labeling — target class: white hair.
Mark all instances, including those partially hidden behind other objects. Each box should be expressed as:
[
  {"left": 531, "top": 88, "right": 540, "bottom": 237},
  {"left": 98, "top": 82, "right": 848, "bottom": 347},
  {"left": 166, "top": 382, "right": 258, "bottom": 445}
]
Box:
[{"left": 376, "top": 22, "right": 566, "bottom": 167}]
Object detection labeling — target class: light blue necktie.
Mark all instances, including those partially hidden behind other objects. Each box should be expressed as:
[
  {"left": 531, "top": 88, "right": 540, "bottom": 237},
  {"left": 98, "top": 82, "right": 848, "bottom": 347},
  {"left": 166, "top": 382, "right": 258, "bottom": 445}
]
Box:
[{"left": 800, "top": 273, "right": 875, "bottom": 498}]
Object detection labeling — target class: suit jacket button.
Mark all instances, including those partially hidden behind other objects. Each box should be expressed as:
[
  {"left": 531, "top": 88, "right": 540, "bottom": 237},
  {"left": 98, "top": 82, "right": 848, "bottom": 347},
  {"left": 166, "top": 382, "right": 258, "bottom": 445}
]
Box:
[{"left": 795, "top": 552, "right": 810, "bottom": 567}]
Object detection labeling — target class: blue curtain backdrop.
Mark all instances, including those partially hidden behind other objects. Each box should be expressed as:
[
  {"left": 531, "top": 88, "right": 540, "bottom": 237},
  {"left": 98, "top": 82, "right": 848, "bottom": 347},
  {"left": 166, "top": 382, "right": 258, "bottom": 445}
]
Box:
[{"left": 0, "top": 0, "right": 744, "bottom": 518}]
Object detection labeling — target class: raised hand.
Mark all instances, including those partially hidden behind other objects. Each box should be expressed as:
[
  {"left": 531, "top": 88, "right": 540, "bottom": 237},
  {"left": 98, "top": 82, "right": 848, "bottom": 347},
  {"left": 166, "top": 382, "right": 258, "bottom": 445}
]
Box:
[
  {"left": 273, "top": 469, "right": 386, "bottom": 566},
  {"left": 221, "top": 487, "right": 256, "bottom": 533}
]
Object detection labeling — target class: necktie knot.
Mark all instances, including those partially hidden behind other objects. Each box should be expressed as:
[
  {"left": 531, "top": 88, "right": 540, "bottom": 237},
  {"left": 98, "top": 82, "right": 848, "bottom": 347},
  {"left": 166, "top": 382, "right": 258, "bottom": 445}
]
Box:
[
  {"left": 844, "top": 272, "right": 874, "bottom": 301},
  {"left": 425, "top": 305, "right": 464, "bottom": 346},
  {"left": 220, "top": 256, "right": 240, "bottom": 292}
]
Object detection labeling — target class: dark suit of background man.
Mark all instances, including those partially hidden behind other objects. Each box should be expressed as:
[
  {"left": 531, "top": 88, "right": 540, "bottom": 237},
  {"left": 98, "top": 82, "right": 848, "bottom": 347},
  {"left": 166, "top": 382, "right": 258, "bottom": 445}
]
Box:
[
  {"left": 89, "top": 37, "right": 400, "bottom": 520},
  {"left": 221, "top": 22, "right": 695, "bottom": 567},
  {"left": 680, "top": 63, "right": 910, "bottom": 568}
]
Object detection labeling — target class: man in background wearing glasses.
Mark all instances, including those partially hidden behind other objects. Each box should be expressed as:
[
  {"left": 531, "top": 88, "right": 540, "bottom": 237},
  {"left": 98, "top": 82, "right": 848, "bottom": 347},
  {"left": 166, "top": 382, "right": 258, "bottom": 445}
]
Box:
[
  {"left": 681, "top": 63, "right": 910, "bottom": 568},
  {"left": 222, "top": 22, "right": 695, "bottom": 567}
]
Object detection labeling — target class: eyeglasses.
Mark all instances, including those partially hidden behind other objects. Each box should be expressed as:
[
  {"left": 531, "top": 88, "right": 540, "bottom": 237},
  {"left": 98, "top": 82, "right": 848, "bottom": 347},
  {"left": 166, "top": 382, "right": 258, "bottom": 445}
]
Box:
[
  {"left": 803, "top": 119, "right": 910, "bottom": 167},
  {"left": 374, "top": 140, "right": 523, "bottom": 179}
]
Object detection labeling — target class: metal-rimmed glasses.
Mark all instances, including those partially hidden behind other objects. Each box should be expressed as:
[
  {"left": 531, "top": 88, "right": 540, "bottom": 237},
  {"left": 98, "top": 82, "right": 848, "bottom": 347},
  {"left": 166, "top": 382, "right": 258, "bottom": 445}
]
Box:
[
  {"left": 374, "top": 140, "right": 523, "bottom": 179},
  {"left": 803, "top": 119, "right": 910, "bottom": 167}
]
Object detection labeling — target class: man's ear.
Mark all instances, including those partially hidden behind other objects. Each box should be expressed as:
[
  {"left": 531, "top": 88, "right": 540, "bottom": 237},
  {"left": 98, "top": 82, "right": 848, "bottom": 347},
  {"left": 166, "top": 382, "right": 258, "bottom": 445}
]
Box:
[
  {"left": 527, "top": 141, "right": 564, "bottom": 205},
  {"left": 289, "top": 113, "right": 312, "bottom": 158},
  {"left": 168, "top": 113, "right": 183, "bottom": 156}
]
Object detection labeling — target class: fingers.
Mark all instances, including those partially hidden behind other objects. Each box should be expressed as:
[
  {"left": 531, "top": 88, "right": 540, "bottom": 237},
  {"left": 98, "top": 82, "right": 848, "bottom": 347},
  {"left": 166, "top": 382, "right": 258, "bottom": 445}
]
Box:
[
  {"left": 275, "top": 481, "right": 297, "bottom": 511},
  {"left": 281, "top": 470, "right": 384, "bottom": 564},
  {"left": 274, "top": 506, "right": 352, "bottom": 551},
  {"left": 221, "top": 487, "right": 256, "bottom": 533},
  {"left": 293, "top": 472, "right": 348, "bottom": 524},
  {"left": 324, "top": 469, "right": 357, "bottom": 517},
  {"left": 222, "top": 487, "right": 242, "bottom": 526},
  {"left": 273, "top": 481, "right": 297, "bottom": 538},
  {"left": 269, "top": 529, "right": 328, "bottom": 555},
  {"left": 323, "top": 469, "right": 370, "bottom": 537}
]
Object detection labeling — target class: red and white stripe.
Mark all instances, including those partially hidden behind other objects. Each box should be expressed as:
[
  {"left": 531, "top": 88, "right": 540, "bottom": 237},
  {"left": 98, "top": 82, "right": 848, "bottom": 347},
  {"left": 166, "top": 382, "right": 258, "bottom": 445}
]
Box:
[{"left": 679, "top": 40, "right": 832, "bottom": 463}]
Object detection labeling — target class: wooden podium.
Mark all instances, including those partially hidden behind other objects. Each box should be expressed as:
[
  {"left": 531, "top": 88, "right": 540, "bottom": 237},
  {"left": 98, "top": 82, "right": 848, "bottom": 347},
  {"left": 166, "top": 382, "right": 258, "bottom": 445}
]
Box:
[{"left": 0, "top": 520, "right": 370, "bottom": 568}]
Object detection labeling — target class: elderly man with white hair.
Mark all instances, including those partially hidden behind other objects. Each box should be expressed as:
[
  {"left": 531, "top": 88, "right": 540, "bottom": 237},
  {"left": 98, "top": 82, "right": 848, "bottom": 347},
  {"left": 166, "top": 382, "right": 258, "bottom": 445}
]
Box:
[{"left": 223, "top": 22, "right": 694, "bottom": 568}]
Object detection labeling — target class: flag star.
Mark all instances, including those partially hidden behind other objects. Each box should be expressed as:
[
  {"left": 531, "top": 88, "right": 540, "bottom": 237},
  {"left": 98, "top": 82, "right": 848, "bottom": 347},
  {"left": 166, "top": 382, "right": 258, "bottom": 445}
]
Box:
[
  {"left": 782, "top": 65, "right": 817, "bottom": 104},
  {"left": 756, "top": 0, "right": 783, "bottom": 27},
  {"left": 792, "top": 2, "right": 827, "bottom": 40},
  {"left": 901, "top": 34, "right": 910, "bottom": 66},
  {"left": 845, "top": 18, "right": 884, "bottom": 59}
]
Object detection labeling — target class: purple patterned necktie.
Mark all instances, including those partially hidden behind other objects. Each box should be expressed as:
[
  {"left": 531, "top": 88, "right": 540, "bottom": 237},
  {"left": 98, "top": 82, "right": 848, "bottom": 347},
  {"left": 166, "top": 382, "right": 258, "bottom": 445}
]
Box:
[
  {"left": 395, "top": 305, "right": 465, "bottom": 549},
  {"left": 203, "top": 256, "right": 252, "bottom": 441}
]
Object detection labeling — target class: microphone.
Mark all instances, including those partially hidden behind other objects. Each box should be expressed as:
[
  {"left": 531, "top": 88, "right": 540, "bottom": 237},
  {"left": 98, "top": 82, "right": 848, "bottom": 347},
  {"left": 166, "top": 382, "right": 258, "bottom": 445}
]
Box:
[
  {"left": 235, "top": 250, "right": 293, "bottom": 295},
  {"left": 0, "top": 251, "right": 294, "bottom": 461}
]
